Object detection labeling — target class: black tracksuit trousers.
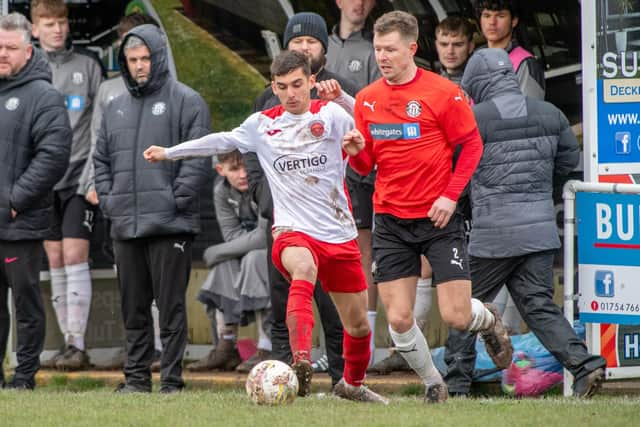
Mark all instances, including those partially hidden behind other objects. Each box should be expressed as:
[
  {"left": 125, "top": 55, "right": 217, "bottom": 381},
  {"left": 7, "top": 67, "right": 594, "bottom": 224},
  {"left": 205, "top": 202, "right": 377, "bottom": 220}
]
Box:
[
  {"left": 114, "top": 235, "right": 193, "bottom": 390},
  {"left": 444, "top": 250, "right": 606, "bottom": 394},
  {"left": 0, "top": 240, "right": 45, "bottom": 388}
]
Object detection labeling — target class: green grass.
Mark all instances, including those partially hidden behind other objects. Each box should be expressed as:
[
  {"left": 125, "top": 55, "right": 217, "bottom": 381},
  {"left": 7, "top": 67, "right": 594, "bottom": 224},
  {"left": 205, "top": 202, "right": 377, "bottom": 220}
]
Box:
[
  {"left": 0, "top": 388, "right": 638, "bottom": 427},
  {"left": 152, "top": 0, "right": 267, "bottom": 130}
]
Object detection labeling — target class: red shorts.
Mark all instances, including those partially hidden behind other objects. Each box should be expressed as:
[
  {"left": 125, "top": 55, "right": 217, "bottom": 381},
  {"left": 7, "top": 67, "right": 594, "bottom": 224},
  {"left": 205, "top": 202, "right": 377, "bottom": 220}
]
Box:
[{"left": 272, "top": 231, "right": 367, "bottom": 294}]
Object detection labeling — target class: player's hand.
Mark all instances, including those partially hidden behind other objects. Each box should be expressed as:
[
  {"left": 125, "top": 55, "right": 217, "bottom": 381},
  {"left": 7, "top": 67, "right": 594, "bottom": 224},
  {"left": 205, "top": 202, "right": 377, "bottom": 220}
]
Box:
[
  {"left": 10, "top": 209, "right": 17, "bottom": 219},
  {"left": 316, "top": 79, "right": 342, "bottom": 101},
  {"left": 85, "top": 189, "right": 99, "bottom": 206},
  {"left": 144, "top": 145, "right": 167, "bottom": 163},
  {"left": 342, "top": 129, "right": 365, "bottom": 156},
  {"left": 428, "top": 196, "right": 457, "bottom": 229}
]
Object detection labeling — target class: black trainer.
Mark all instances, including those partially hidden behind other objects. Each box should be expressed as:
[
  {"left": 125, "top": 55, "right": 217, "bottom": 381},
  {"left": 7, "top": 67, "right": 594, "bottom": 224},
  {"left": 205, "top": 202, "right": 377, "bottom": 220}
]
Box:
[
  {"left": 573, "top": 367, "right": 605, "bottom": 398},
  {"left": 114, "top": 382, "right": 151, "bottom": 394}
]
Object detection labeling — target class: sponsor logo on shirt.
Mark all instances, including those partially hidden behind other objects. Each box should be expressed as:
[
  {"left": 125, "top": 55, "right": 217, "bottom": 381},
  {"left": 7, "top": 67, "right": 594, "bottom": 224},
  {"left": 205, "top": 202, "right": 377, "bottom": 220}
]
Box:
[
  {"left": 369, "top": 123, "right": 421, "bottom": 140},
  {"left": 405, "top": 100, "right": 422, "bottom": 118},
  {"left": 4, "top": 97, "right": 19, "bottom": 111},
  {"left": 66, "top": 95, "right": 84, "bottom": 111},
  {"left": 273, "top": 153, "right": 328, "bottom": 174}
]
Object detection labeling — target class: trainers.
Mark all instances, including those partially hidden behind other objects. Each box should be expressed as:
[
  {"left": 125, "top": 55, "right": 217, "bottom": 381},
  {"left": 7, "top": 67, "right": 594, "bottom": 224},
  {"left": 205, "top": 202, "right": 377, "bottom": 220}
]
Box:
[
  {"left": 41, "top": 349, "right": 64, "bottom": 369},
  {"left": 56, "top": 345, "right": 91, "bottom": 371},
  {"left": 292, "top": 353, "right": 313, "bottom": 397},
  {"left": 333, "top": 378, "right": 390, "bottom": 405},
  {"left": 573, "top": 367, "right": 605, "bottom": 398},
  {"left": 114, "top": 382, "right": 151, "bottom": 394},
  {"left": 186, "top": 340, "right": 241, "bottom": 372},
  {"left": 424, "top": 382, "right": 448, "bottom": 404},
  {"left": 367, "top": 351, "right": 411, "bottom": 375},
  {"left": 480, "top": 303, "right": 514, "bottom": 370},
  {"left": 159, "top": 385, "right": 184, "bottom": 394},
  {"left": 150, "top": 350, "right": 162, "bottom": 372},
  {"left": 311, "top": 354, "right": 329, "bottom": 373},
  {"left": 4, "top": 377, "right": 35, "bottom": 391},
  {"left": 235, "top": 349, "right": 272, "bottom": 373}
]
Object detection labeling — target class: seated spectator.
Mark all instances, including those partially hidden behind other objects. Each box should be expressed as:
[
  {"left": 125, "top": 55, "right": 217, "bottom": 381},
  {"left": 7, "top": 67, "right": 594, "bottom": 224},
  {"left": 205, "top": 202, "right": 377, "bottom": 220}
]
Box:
[{"left": 187, "top": 151, "right": 272, "bottom": 373}]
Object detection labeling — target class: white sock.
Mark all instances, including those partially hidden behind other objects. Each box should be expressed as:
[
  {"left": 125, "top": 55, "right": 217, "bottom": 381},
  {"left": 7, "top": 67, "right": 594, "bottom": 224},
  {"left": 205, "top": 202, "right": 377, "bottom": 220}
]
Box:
[
  {"left": 389, "top": 321, "right": 441, "bottom": 386},
  {"left": 66, "top": 263, "right": 91, "bottom": 351},
  {"left": 152, "top": 300, "right": 162, "bottom": 352},
  {"left": 50, "top": 267, "right": 68, "bottom": 340},
  {"left": 414, "top": 278, "right": 433, "bottom": 330},
  {"left": 256, "top": 310, "right": 272, "bottom": 351},
  {"left": 468, "top": 298, "right": 495, "bottom": 333}
]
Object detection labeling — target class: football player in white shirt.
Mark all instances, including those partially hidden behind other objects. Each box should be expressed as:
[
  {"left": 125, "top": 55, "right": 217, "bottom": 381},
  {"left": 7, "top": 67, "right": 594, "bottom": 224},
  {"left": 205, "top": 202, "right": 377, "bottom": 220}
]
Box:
[{"left": 144, "top": 50, "right": 388, "bottom": 404}]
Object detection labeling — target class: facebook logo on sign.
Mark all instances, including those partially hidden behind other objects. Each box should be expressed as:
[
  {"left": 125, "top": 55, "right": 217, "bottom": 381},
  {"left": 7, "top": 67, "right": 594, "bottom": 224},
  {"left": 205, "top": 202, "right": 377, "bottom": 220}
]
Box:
[
  {"left": 615, "top": 132, "right": 631, "bottom": 155},
  {"left": 595, "top": 271, "right": 615, "bottom": 297}
]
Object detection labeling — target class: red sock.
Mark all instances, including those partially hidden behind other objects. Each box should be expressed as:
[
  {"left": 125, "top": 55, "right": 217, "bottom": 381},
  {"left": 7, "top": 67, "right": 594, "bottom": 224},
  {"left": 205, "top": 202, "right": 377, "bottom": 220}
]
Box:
[
  {"left": 343, "top": 331, "right": 371, "bottom": 387},
  {"left": 286, "top": 279, "right": 315, "bottom": 363}
]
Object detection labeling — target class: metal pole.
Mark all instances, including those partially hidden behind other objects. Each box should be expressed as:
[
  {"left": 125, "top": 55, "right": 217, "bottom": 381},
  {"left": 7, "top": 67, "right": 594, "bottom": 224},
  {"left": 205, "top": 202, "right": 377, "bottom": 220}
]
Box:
[{"left": 563, "top": 181, "right": 578, "bottom": 397}]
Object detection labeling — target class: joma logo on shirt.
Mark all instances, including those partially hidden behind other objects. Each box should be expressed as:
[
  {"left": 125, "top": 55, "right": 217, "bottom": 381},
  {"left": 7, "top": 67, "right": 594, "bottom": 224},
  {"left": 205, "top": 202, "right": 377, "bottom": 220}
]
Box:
[
  {"left": 369, "top": 124, "right": 421, "bottom": 140},
  {"left": 273, "top": 153, "right": 328, "bottom": 173}
]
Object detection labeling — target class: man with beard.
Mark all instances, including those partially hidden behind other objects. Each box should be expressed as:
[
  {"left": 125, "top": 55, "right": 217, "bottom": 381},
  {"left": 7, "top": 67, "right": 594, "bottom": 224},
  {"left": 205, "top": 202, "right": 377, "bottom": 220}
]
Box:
[{"left": 243, "top": 12, "right": 358, "bottom": 387}]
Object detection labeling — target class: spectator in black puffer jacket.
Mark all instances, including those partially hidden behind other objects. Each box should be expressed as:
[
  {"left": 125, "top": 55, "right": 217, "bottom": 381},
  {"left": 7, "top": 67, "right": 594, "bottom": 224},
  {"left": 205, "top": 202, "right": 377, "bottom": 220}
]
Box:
[
  {"left": 0, "top": 12, "right": 71, "bottom": 390},
  {"left": 94, "top": 24, "right": 210, "bottom": 394},
  {"left": 443, "top": 48, "right": 606, "bottom": 399}
]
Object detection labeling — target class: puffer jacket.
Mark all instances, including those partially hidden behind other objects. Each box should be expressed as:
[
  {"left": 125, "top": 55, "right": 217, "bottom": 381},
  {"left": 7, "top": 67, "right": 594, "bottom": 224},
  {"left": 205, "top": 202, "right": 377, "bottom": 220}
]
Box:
[
  {"left": 0, "top": 48, "right": 71, "bottom": 240},
  {"left": 94, "top": 24, "right": 210, "bottom": 240},
  {"left": 462, "top": 48, "right": 579, "bottom": 258}
]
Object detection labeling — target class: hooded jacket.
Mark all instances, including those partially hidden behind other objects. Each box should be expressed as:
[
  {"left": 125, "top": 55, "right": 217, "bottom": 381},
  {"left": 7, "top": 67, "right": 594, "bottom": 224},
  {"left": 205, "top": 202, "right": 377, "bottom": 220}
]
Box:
[
  {"left": 93, "top": 24, "right": 210, "bottom": 240},
  {"left": 0, "top": 48, "right": 71, "bottom": 240},
  {"left": 462, "top": 48, "right": 579, "bottom": 258}
]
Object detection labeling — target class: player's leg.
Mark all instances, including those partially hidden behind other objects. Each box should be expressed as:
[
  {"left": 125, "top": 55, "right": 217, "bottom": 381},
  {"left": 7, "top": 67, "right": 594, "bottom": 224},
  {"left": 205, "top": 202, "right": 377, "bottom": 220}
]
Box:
[
  {"left": 272, "top": 233, "right": 319, "bottom": 397},
  {"left": 373, "top": 214, "right": 445, "bottom": 402}
]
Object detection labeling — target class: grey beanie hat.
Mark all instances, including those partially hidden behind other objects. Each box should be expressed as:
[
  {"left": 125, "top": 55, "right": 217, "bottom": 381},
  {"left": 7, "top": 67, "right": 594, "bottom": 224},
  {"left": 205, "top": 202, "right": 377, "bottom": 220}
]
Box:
[{"left": 283, "top": 12, "right": 328, "bottom": 51}]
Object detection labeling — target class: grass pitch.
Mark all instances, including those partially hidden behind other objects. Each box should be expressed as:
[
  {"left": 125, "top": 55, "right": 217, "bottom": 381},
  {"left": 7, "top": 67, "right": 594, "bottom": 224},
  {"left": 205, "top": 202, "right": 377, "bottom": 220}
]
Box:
[{"left": 0, "top": 384, "right": 637, "bottom": 427}]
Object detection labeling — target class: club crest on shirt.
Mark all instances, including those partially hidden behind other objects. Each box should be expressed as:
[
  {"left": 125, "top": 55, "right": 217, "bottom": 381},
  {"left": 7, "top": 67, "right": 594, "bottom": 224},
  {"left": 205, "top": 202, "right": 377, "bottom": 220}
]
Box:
[
  {"left": 5, "top": 97, "right": 20, "bottom": 111},
  {"left": 72, "top": 72, "right": 84, "bottom": 85},
  {"left": 405, "top": 100, "right": 422, "bottom": 118},
  {"left": 348, "top": 59, "right": 362, "bottom": 73},
  {"left": 309, "top": 120, "right": 325, "bottom": 138},
  {"left": 152, "top": 102, "right": 167, "bottom": 116}
]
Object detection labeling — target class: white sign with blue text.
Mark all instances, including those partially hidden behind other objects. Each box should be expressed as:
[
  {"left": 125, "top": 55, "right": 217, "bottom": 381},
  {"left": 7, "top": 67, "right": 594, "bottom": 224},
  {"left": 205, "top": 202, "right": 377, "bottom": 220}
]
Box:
[{"left": 577, "top": 192, "right": 640, "bottom": 325}]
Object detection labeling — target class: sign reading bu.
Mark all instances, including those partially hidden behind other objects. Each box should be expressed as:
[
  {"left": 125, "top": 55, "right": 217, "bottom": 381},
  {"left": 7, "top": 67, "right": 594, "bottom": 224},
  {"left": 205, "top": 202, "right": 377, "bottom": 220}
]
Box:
[{"left": 577, "top": 192, "right": 640, "bottom": 325}]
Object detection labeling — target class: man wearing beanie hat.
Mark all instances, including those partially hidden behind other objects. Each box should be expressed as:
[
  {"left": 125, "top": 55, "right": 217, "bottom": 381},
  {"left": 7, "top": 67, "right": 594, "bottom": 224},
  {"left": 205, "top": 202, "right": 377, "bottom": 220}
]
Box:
[{"left": 244, "top": 11, "right": 358, "bottom": 389}]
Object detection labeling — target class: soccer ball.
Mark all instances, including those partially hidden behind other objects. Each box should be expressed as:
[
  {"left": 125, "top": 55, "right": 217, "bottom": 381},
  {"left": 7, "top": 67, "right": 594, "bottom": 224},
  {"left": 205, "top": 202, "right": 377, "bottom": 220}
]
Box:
[{"left": 245, "top": 360, "right": 299, "bottom": 405}]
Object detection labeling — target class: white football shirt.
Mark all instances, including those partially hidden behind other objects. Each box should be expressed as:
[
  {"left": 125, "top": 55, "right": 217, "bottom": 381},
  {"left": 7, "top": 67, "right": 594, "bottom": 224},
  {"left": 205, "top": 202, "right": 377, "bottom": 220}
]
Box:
[{"left": 165, "top": 99, "right": 357, "bottom": 243}]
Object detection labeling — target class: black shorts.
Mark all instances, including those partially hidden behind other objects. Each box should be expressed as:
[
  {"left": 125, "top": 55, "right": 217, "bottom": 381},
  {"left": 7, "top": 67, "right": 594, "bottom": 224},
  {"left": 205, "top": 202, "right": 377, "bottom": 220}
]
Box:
[
  {"left": 372, "top": 213, "right": 470, "bottom": 285},
  {"left": 346, "top": 166, "right": 375, "bottom": 229},
  {"left": 47, "top": 186, "right": 96, "bottom": 241}
]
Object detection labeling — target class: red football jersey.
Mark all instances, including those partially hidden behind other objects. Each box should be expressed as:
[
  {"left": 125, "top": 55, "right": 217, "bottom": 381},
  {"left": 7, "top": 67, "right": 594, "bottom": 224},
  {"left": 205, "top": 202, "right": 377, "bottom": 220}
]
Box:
[{"left": 351, "top": 68, "right": 482, "bottom": 219}]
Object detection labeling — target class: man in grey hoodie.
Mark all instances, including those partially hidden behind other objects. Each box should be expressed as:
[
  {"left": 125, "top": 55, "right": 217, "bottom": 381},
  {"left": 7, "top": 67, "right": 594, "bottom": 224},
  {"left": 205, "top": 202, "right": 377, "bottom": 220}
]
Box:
[
  {"left": 0, "top": 12, "right": 71, "bottom": 389},
  {"left": 443, "top": 48, "right": 606, "bottom": 398}
]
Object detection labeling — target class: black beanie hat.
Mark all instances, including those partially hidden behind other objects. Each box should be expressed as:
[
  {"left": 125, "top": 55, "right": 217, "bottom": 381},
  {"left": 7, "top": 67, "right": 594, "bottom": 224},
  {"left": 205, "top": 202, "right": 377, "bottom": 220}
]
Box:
[{"left": 283, "top": 12, "right": 329, "bottom": 51}]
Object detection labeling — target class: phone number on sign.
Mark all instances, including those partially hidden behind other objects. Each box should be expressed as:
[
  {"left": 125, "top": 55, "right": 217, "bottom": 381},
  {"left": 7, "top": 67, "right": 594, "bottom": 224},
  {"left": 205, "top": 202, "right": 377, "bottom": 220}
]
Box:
[{"left": 594, "top": 301, "right": 640, "bottom": 312}]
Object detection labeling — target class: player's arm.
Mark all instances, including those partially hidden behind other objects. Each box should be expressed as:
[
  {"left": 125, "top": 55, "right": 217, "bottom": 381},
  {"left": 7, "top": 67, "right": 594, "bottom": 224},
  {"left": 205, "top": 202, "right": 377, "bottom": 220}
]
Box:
[
  {"left": 316, "top": 79, "right": 355, "bottom": 116},
  {"left": 345, "top": 99, "right": 376, "bottom": 175},
  {"left": 429, "top": 89, "right": 483, "bottom": 228},
  {"left": 144, "top": 114, "right": 259, "bottom": 162}
]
